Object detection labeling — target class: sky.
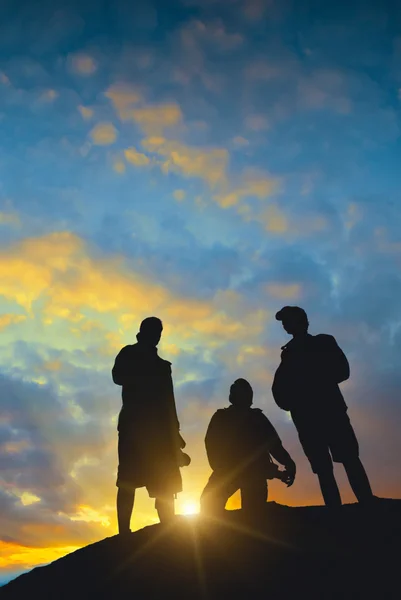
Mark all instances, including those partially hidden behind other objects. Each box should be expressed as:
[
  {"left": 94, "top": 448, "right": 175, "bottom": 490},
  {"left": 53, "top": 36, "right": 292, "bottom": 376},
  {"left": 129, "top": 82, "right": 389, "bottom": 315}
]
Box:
[{"left": 1, "top": 0, "right": 401, "bottom": 585}]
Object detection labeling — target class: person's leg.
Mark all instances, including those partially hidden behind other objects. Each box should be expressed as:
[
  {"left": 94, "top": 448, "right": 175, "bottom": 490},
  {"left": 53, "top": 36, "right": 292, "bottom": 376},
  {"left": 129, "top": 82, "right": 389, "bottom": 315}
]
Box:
[
  {"left": 155, "top": 495, "right": 175, "bottom": 523},
  {"left": 200, "top": 472, "right": 237, "bottom": 516},
  {"left": 240, "top": 477, "right": 268, "bottom": 513},
  {"left": 297, "top": 424, "right": 342, "bottom": 508},
  {"left": 316, "top": 454, "right": 342, "bottom": 507},
  {"left": 117, "top": 488, "right": 135, "bottom": 534},
  {"left": 343, "top": 457, "right": 374, "bottom": 503}
]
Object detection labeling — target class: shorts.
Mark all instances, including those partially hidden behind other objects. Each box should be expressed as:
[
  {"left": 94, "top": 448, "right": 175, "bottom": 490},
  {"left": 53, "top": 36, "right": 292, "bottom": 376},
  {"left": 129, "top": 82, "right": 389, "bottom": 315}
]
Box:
[
  {"left": 116, "top": 430, "right": 182, "bottom": 498},
  {"left": 295, "top": 411, "right": 359, "bottom": 474}
]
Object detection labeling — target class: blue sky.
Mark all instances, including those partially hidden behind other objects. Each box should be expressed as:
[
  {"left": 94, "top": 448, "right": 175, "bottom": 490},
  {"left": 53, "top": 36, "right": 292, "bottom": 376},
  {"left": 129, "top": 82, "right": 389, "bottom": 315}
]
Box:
[{"left": 1, "top": 0, "right": 401, "bottom": 582}]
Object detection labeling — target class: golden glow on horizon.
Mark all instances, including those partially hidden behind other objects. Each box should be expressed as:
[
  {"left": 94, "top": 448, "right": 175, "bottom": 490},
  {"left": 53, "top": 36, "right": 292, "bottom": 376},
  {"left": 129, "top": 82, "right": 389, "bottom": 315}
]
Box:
[{"left": 180, "top": 501, "right": 199, "bottom": 516}]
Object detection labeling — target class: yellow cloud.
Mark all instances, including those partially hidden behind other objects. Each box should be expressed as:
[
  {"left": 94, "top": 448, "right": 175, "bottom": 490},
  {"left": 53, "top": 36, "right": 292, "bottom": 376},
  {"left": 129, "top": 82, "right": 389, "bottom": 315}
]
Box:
[
  {"left": 142, "top": 137, "right": 229, "bottom": 187},
  {"left": 78, "top": 105, "right": 94, "bottom": 120},
  {"left": 20, "top": 492, "right": 41, "bottom": 506},
  {"left": 69, "top": 53, "right": 97, "bottom": 75},
  {"left": 214, "top": 174, "right": 278, "bottom": 208},
  {"left": 0, "top": 232, "right": 265, "bottom": 344},
  {"left": 173, "top": 189, "right": 186, "bottom": 202},
  {"left": 124, "top": 147, "right": 150, "bottom": 167},
  {"left": 0, "top": 314, "right": 26, "bottom": 330},
  {"left": 104, "top": 83, "right": 142, "bottom": 119},
  {"left": 89, "top": 123, "right": 118, "bottom": 146},
  {"left": 129, "top": 103, "right": 183, "bottom": 135},
  {"left": 266, "top": 283, "right": 302, "bottom": 300}
]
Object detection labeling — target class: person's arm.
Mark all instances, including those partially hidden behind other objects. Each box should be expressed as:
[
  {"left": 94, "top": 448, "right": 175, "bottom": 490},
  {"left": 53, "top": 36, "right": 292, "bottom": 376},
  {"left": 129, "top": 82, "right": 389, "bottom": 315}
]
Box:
[
  {"left": 205, "top": 412, "right": 224, "bottom": 471},
  {"left": 164, "top": 363, "right": 186, "bottom": 448},
  {"left": 112, "top": 346, "right": 131, "bottom": 386},
  {"left": 272, "top": 361, "right": 293, "bottom": 411},
  {"left": 320, "top": 335, "right": 350, "bottom": 384},
  {"left": 260, "top": 414, "right": 296, "bottom": 486}
]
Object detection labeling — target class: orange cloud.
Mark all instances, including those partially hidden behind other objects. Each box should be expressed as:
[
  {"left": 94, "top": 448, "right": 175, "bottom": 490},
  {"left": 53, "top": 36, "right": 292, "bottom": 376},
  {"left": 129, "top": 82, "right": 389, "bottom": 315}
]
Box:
[{"left": 89, "top": 123, "right": 118, "bottom": 146}]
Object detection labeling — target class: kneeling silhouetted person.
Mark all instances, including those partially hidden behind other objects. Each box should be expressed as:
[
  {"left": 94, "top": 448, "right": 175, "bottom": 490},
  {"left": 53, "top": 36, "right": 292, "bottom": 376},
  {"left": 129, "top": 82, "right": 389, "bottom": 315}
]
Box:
[
  {"left": 112, "top": 317, "right": 188, "bottom": 533},
  {"left": 272, "top": 306, "right": 374, "bottom": 507},
  {"left": 200, "top": 379, "right": 295, "bottom": 515}
]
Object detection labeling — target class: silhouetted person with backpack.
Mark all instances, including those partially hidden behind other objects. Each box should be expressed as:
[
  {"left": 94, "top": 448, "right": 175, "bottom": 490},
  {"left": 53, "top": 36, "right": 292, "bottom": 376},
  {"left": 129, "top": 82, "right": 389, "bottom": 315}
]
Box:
[
  {"left": 272, "top": 306, "right": 374, "bottom": 507},
  {"left": 200, "top": 378, "right": 296, "bottom": 514},
  {"left": 112, "top": 317, "right": 189, "bottom": 533}
]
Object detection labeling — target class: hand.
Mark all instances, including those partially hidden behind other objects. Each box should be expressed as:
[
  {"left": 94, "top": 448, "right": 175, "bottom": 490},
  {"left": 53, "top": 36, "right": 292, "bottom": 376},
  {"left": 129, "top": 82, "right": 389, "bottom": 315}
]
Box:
[{"left": 282, "top": 461, "right": 296, "bottom": 487}]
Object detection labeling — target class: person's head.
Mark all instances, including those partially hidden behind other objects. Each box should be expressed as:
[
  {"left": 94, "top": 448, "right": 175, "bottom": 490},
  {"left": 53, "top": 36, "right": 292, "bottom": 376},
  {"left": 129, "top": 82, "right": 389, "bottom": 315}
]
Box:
[
  {"left": 137, "top": 316, "right": 163, "bottom": 346},
  {"left": 229, "top": 378, "right": 253, "bottom": 408},
  {"left": 275, "top": 306, "right": 309, "bottom": 336}
]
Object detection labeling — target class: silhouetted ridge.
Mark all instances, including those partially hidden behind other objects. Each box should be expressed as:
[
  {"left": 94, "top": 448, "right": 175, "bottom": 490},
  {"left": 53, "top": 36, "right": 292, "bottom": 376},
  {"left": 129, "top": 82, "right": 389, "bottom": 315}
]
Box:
[{"left": 3, "top": 501, "right": 400, "bottom": 600}]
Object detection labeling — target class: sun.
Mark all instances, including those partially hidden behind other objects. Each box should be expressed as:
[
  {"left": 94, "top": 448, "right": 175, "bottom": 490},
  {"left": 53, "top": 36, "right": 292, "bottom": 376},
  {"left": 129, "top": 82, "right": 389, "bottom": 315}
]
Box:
[{"left": 181, "top": 501, "right": 199, "bottom": 516}]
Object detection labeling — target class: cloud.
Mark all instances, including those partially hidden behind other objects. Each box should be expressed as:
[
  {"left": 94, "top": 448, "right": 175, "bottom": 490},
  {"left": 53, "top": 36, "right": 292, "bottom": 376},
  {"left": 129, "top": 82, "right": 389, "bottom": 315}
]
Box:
[
  {"left": 214, "top": 173, "right": 279, "bottom": 208},
  {"left": 173, "top": 190, "right": 186, "bottom": 202},
  {"left": 0, "top": 314, "right": 27, "bottom": 331},
  {"left": 0, "top": 232, "right": 263, "bottom": 344},
  {"left": 68, "top": 53, "right": 97, "bottom": 76},
  {"left": 40, "top": 89, "right": 58, "bottom": 103},
  {"left": 78, "top": 106, "right": 94, "bottom": 120},
  {"left": 104, "top": 84, "right": 142, "bottom": 119},
  {"left": 266, "top": 283, "right": 302, "bottom": 300},
  {"left": 124, "top": 147, "right": 150, "bottom": 167},
  {"left": 129, "top": 103, "right": 183, "bottom": 135},
  {"left": 112, "top": 159, "right": 126, "bottom": 174},
  {"left": 142, "top": 136, "right": 229, "bottom": 187},
  {"left": 89, "top": 123, "right": 118, "bottom": 146},
  {"left": 245, "top": 114, "right": 270, "bottom": 131},
  {"left": 232, "top": 136, "right": 250, "bottom": 147},
  {"left": 182, "top": 19, "right": 244, "bottom": 51}
]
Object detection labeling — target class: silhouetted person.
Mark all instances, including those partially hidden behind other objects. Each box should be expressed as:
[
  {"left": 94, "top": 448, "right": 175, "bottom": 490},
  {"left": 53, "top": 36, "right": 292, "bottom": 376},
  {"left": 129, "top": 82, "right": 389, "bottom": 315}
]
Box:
[
  {"left": 201, "top": 379, "right": 296, "bottom": 514},
  {"left": 272, "top": 306, "right": 374, "bottom": 507},
  {"left": 112, "top": 317, "right": 188, "bottom": 533}
]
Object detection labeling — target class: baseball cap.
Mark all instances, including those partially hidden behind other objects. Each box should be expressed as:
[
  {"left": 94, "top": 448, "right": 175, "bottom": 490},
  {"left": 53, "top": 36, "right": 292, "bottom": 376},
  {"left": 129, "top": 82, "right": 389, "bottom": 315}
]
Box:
[{"left": 275, "top": 306, "right": 308, "bottom": 322}]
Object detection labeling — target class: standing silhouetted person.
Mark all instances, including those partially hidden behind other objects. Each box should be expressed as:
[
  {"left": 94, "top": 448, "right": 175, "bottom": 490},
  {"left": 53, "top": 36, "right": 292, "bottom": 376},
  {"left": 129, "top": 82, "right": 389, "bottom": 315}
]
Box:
[
  {"left": 272, "top": 306, "right": 374, "bottom": 507},
  {"left": 201, "top": 379, "right": 296, "bottom": 514},
  {"left": 112, "top": 317, "right": 187, "bottom": 533}
]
